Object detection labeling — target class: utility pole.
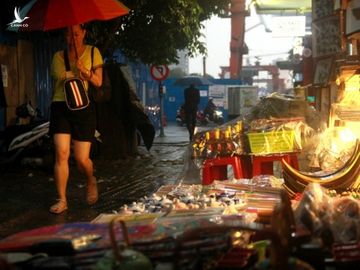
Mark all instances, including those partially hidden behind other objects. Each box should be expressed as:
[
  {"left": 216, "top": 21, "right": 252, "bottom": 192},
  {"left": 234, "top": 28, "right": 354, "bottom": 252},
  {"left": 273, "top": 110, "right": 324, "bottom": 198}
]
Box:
[
  {"left": 158, "top": 81, "right": 165, "bottom": 137},
  {"left": 202, "top": 56, "right": 207, "bottom": 77}
]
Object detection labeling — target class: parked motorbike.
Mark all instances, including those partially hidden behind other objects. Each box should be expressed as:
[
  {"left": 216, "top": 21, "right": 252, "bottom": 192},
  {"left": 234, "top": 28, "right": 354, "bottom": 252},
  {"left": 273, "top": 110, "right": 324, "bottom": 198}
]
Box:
[
  {"left": 176, "top": 105, "right": 203, "bottom": 126},
  {"left": 201, "top": 99, "right": 224, "bottom": 125},
  {"left": 176, "top": 100, "right": 224, "bottom": 127},
  {"left": 0, "top": 102, "right": 51, "bottom": 167},
  {"left": 145, "top": 105, "right": 160, "bottom": 131},
  {"left": 196, "top": 110, "right": 208, "bottom": 126},
  {"left": 176, "top": 105, "right": 186, "bottom": 126}
]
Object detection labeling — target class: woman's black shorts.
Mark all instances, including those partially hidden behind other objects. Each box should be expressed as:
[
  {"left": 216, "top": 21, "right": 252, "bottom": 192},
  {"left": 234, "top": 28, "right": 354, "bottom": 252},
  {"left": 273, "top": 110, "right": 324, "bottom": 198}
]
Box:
[{"left": 49, "top": 102, "right": 96, "bottom": 142}]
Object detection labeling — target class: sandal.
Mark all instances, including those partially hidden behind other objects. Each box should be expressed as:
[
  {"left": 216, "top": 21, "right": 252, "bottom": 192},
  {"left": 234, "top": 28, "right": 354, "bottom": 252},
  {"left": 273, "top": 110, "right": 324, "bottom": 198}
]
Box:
[
  {"left": 49, "top": 199, "right": 68, "bottom": 214},
  {"left": 87, "top": 177, "right": 98, "bottom": 205}
]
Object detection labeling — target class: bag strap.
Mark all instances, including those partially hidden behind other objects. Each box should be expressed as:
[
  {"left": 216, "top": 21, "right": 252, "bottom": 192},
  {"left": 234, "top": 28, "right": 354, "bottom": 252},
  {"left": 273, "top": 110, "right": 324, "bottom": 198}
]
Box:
[
  {"left": 90, "top": 46, "right": 94, "bottom": 71},
  {"left": 63, "top": 49, "right": 71, "bottom": 71}
]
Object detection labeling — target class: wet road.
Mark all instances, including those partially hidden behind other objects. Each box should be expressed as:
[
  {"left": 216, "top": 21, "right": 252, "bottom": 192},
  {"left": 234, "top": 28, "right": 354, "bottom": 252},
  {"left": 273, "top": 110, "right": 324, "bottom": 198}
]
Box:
[{"left": 0, "top": 124, "right": 195, "bottom": 239}]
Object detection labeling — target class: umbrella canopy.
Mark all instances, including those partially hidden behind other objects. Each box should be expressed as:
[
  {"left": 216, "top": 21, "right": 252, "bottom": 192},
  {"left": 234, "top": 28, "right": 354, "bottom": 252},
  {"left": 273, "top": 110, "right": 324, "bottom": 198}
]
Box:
[
  {"left": 174, "top": 76, "right": 213, "bottom": 87},
  {"left": 7, "top": 0, "right": 129, "bottom": 32}
]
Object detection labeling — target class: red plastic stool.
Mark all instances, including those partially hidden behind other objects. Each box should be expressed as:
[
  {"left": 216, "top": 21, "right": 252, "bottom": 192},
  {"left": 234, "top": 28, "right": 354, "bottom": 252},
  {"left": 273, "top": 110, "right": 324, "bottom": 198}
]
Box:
[
  {"left": 202, "top": 156, "right": 247, "bottom": 185},
  {"left": 252, "top": 153, "right": 299, "bottom": 177}
]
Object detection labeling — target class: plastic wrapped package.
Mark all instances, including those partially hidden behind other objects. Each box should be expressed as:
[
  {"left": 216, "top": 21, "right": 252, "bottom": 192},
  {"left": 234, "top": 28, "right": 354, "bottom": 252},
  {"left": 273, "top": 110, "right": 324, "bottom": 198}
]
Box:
[
  {"left": 191, "top": 120, "right": 246, "bottom": 162},
  {"left": 251, "top": 175, "right": 284, "bottom": 189},
  {"left": 244, "top": 93, "right": 318, "bottom": 156},
  {"left": 309, "top": 127, "right": 357, "bottom": 172},
  {"left": 294, "top": 183, "right": 360, "bottom": 247},
  {"left": 246, "top": 119, "right": 313, "bottom": 155},
  {"left": 331, "top": 196, "right": 360, "bottom": 243},
  {"left": 294, "top": 184, "right": 334, "bottom": 246},
  {"left": 246, "top": 92, "right": 323, "bottom": 131}
]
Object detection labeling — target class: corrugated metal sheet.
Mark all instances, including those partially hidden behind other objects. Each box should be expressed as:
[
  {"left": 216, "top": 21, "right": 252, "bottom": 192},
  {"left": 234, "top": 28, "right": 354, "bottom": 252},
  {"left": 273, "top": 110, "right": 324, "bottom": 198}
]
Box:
[{"left": 31, "top": 34, "right": 64, "bottom": 118}]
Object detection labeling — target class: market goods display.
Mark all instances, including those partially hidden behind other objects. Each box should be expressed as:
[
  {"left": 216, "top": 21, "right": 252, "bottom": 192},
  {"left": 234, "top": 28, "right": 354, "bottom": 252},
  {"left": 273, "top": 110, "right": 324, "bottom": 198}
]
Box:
[
  {"left": 283, "top": 140, "right": 360, "bottom": 194},
  {"left": 208, "top": 177, "right": 282, "bottom": 214},
  {"left": 191, "top": 121, "right": 245, "bottom": 161},
  {"left": 294, "top": 184, "right": 360, "bottom": 248},
  {"left": 246, "top": 93, "right": 322, "bottom": 131},
  {"left": 0, "top": 216, "right": 255, "bottom": 270},
  {"left": 107, "top": 174, "right": 285, "bottom": 219},
  {"left": 114, "top": 184, "right": 247, "bottom": 216},
  {"left": 307, "top": 127, "right": 358, "bottom": 172},
  {"left": 104, "top": 215, "right": 256, "bottom": 270},
  {"left": 191, "top": 118, "right": 309, "bottom": 165}
]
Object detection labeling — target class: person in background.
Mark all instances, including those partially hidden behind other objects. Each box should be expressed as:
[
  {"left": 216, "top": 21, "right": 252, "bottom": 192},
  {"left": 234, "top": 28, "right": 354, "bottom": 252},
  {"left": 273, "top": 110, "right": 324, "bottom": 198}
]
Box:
[
  {"left": 183, "top": 83, "right": 200, "bottom": 140},
  {"left": 49, "top": 24, "right": 103, "bottom": 214}
]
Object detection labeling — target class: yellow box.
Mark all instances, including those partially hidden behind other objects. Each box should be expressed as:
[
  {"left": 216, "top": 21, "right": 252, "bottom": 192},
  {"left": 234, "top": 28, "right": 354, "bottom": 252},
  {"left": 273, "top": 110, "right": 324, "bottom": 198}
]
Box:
[{"left": 247, "top": 130, "right": 295, "bottom": 154}]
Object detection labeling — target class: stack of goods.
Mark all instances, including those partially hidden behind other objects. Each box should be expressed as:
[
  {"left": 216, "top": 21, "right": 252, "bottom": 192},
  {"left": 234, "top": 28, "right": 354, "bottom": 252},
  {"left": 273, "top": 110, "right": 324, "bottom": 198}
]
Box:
[
  {"left": 207, "top": 175, "right": 283, "bottom": 217},
  {"left": 294, "top": 183, "right": 360, "bottom": 264},
  {"left": 246, "top": 92, "right": 322, "bottom": 131},
  {"left": 333, "top": 103, "right": 360, "bottom": 121},
  {"left": 191, "top": 121, "right": 245, "bottom": 160},
  {"left": 333, "top": 91, "right": 360, "bottom": 121},
  {"left": 114, "top": 184, "right": 248, "bottom": 217}
]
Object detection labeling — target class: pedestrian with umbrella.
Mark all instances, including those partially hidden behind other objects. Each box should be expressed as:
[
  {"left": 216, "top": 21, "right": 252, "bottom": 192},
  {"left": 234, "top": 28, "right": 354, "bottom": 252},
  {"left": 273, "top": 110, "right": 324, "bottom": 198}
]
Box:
[
  {"left": 7, "top": 0, "right": 129, "bottom": 214},
  {"left": 49, "top": 24, "right": 103, "bottom": 214}
]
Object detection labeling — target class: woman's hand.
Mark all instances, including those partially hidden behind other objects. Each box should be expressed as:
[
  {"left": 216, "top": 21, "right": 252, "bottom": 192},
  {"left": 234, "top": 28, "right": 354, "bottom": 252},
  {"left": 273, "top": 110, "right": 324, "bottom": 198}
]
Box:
[{"left": 76, "top": 59, "right": 92, "bottom": 80}]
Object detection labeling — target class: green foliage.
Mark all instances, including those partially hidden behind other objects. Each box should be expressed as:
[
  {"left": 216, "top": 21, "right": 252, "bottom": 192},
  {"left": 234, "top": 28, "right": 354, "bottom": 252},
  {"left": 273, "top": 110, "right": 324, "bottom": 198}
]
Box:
[{"left": 85, "top": 0, "right": 230, "bottom": 64}]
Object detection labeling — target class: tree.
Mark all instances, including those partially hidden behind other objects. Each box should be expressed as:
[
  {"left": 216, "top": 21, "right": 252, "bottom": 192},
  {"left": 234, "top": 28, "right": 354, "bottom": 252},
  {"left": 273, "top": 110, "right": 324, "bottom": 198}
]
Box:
[{"left": 86, "top": 0, "right": 230, "bottom": 64}]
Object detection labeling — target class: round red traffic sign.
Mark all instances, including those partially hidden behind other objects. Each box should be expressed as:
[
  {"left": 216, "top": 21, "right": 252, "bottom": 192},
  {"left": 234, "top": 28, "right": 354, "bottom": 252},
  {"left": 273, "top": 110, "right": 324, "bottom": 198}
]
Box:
[{"left": 150, "top": 65, "right": 169, "bottom": 81}]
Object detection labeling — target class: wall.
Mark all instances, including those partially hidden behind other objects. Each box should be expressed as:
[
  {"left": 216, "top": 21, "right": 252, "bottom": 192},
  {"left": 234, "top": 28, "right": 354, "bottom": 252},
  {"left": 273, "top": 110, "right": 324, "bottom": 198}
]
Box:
[
  {"left": 0, "top": 43, "right": 18, "bottom": 126},
  {"left": 163, "top": 78, "right": 210, "bottom": 122},
  {"left": 162, "top": 78, "right": 243, "bottom": 122},
  {"left": 0, "top": 40, "right": 34, "bottom": 127}
]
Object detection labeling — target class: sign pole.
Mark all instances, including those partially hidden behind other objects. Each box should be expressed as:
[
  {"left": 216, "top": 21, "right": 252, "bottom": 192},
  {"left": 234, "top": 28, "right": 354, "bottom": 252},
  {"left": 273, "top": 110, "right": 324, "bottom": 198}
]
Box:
[
  {"left": 159, "top": 81, "right": 165, "bottom": 137},
  {"left": 149, "top": 64, "right": 169, "bottom": 138}
]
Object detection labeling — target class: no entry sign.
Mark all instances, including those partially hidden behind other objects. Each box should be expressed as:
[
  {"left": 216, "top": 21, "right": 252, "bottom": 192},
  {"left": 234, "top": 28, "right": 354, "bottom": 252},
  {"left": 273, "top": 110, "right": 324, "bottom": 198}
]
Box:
[{"left": 150, "top": 65, "right": 169, "bottom": 81}]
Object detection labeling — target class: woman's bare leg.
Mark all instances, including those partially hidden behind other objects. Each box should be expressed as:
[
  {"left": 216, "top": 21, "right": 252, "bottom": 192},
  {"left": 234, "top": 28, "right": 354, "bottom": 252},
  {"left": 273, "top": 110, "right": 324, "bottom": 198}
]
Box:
[
  {"left": 73, "top": 140, "right": 98, "bottom": 204},
  {"left": 50, "top": 133, "right": 71, "bottom": 213}
]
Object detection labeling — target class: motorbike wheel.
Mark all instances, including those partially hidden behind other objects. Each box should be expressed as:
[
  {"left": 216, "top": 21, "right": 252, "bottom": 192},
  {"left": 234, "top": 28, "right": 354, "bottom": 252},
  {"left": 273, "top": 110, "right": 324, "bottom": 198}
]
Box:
[{"left": 216, "top": 118, "right": 224, "bottom": 125}]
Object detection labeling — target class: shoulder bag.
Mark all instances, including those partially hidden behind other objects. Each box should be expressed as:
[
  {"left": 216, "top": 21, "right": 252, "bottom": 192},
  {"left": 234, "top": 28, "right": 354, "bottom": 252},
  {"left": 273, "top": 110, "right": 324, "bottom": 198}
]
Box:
[{"left": 63, "top": 49, "right": 90, "bottom": 110}]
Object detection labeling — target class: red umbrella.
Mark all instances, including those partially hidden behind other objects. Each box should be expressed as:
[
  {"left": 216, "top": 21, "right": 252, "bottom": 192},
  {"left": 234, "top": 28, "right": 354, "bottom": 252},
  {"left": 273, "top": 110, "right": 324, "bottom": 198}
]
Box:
[{"left": 8, "top": 0, "right": 129, "bottom": 31}]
